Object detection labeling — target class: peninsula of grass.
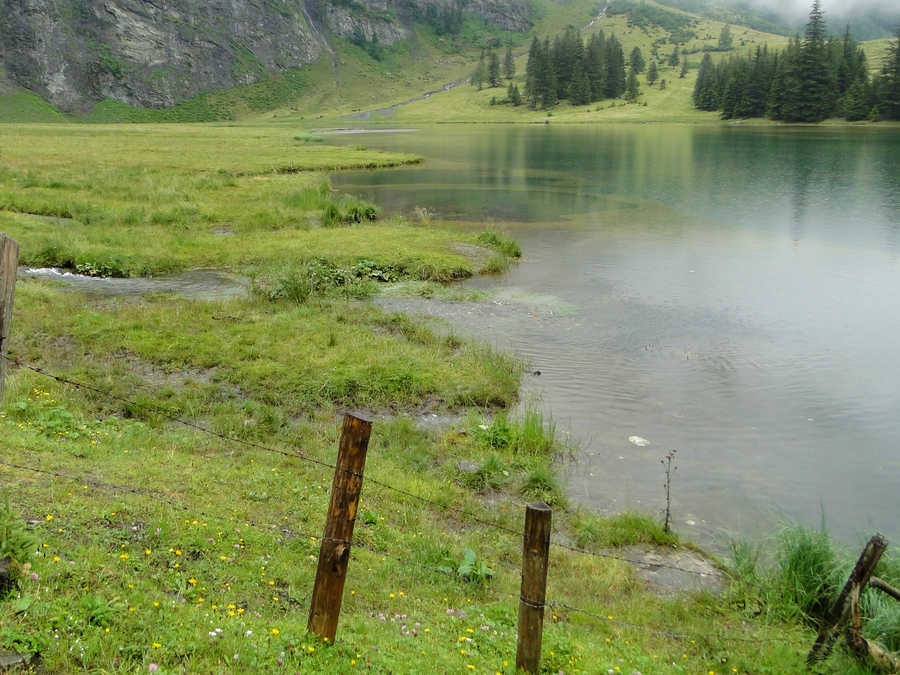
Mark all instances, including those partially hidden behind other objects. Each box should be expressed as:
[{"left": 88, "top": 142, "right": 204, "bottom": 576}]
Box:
[{"left": 1, "top": 121, "right": 896, "bottom": 674}]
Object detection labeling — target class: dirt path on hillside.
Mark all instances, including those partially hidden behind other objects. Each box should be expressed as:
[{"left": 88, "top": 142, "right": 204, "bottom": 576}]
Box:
[{"left": 340, "top": 77, "right": 469, "bottom": 120}]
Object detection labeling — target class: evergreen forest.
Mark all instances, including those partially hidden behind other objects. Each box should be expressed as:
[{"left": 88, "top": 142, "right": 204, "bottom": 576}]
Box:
[
  {"left": 521, "top": 28, "right": 628, "bottom": 108},
  {"left": 693, "top": 0, "right": 900, "bottom": 121}
]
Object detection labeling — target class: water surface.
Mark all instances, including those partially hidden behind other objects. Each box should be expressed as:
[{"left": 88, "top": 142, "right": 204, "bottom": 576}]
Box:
[{"left": 329, "top": 124, "right": 900, "bottom": 545}]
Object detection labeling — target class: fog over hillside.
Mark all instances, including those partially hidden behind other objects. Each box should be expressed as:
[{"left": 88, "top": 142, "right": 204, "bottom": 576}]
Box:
[{"left": 656, "top": 0, "right": 899, "bottom": 39}]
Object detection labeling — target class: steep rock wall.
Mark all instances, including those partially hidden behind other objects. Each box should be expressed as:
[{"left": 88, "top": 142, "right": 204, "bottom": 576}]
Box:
[
  {"left": 0, "top": 0, "right": 322, "bottom": 112},
  {"left": 0, "top": 0, "right": 532, "bottom": 112}
]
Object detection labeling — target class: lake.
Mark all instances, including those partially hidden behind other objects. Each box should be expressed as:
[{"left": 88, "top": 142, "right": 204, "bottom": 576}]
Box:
[{"left": 328, "top": 123, "right": 900, "bottom": 547}]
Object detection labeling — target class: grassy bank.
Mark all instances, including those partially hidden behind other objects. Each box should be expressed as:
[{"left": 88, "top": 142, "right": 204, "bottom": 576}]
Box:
[{"left": 0, "top": 122, "right": 895, "bottom": 674}]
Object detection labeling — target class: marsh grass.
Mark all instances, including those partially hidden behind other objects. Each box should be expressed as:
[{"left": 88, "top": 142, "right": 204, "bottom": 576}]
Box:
[{"left": 775, "top": 524, "right": 842, "bottom": 623}]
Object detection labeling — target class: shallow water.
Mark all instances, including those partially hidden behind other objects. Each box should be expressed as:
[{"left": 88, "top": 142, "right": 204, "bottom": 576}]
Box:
[
  {"left": 20, "top": 267, "right": 249, "bottom": 301},
  {"left": 330, "top": 124, "right": 900, "bottom": 546}
]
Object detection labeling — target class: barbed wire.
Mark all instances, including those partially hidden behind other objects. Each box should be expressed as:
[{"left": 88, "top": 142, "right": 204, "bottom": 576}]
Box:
[
  {"left": 546, "top": 600, "right": 799, "bottom": 645},
  {"left": 0, "top": 458, "right": 348, "bottom": 545},
  {"left": 3, "top": 453, "right": 806, "bottom": 650},
  {"left": 3, "top": 353, "right": 764, "bottom": 586},
  {"left": 4, "top": 355, "right": 529, "bottom": 536}
]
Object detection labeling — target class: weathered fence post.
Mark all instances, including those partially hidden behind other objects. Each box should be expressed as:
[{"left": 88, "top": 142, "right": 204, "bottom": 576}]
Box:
[
  {"left": 0, "top": 234, "right": 19, "bottom": 402},
  {"left": 807, "top": 534, "right": 887, "bottom": 665},
  {"left": 307, "top": 412, "right": 372, "bottom": 642},
  {"left": 517, "top": 501, "right": 552, "bottom": 673}
]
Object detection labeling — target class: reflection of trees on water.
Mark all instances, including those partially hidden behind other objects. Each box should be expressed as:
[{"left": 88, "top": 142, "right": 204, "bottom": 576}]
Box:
[{"left": 331, "top": 127, "right": 899, "bottom": 254}]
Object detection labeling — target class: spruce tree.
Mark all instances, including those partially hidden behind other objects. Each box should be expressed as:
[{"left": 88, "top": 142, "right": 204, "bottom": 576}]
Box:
[
  {"left": 504, "top": 45, "right": 516, "bottom": 80},
  {"left": 488, "top": 50, "right": 501, "bottom": 88},
  {"left": 669, "top": 45, "right": 680, "bottom": 67},
  {"left": 767, "top": 38, "right": 801, "bottom": 120},
  {"left": 693, "top": 54, "right": 718, "bottom": 110},
  {"left": 718, "top": 25, "right": 733, "bottom": 50},
  {"left": 606, "top": 36, "right": 626, "bottom": 98},
  {"left": 472, "top": 54, "right": 486, "bottom": 90},
  {"left": 877, "top": 28, "right": 900, "bottom": 120},
  {"left": 508, "top": 82, "right": 522, "bottom": 106},
  {"left": 790, "top": 0, "right": 834, "bottom": 122},
  {"left": 625, "top": 68, "right": 640, "bottom": 100},
  {"left": 647, "top": 61, "right": 658, "bottom": 85},
  {"left": 680, "top": 56, "right": 688, "bottom": 78},
  {"left": 524, "top": 37, "right": 540, "bottom": 106},
  {"left": 585, "top": 32, "right": 607, "bottom": 101},
  {"left": 568, "top": 59, "right": 591, "bottom": 105},
  {"left": 629, "top": 46, "right": 646, "bottom": 74},
  {"left": 540, "top": 38, "right": 558, "bottom": 108}
]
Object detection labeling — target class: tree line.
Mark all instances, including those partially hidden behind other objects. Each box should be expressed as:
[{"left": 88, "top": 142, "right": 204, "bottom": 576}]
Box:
[
  {"left": 520, "top": 27, "right": 628, "bottom": 108},
  {"left": 693, "top": 0, "right": 900, "bottom": 121}
]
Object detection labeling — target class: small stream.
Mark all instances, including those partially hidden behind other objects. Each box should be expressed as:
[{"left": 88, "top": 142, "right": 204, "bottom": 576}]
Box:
[{"left": 20, "top": 267, "right": 249, "bottom": 301}]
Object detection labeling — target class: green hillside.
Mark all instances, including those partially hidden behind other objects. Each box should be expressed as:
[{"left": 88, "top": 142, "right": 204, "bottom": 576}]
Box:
[{"left": 0, "top": 0, "right": 894, "bottom": 125}]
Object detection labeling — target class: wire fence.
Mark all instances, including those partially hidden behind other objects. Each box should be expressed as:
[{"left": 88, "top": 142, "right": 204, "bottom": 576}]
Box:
[
  {"left": 1, "top": 352, "right": 803, "bottom": 654},
  {"left": 2, "top": 354, "right": 739, "bottom": 579}
]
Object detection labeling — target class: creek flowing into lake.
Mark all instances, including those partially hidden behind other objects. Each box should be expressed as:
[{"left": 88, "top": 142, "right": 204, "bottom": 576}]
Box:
[{"left": 329, "top": 124, "right": 900, "bottom": 547}]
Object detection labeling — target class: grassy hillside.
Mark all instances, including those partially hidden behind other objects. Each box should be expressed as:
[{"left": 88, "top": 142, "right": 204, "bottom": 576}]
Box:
[{"left": 2, "top": 0, "right": 894, "bottom": 125}]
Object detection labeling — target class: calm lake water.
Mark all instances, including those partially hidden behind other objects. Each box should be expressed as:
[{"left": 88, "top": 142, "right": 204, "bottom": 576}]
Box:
[{"left": 329, "top": 124, "right": 900, "bottom": 547}]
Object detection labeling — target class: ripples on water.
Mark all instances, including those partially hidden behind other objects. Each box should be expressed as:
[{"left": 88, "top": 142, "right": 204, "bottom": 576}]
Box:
[{"left": 333, "top": 125, "right": 900, "bottom": 547}]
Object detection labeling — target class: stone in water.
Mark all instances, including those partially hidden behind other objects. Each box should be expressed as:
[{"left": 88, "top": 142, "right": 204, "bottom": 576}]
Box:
[{"left": 628, "top": 435, "right": 651, "bottom": 447}]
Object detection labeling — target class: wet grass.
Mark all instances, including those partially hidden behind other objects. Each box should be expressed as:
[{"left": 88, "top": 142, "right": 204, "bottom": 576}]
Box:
[
  {"left": 0, "top": 120, "right": 866, "bottom": 673},
  {"left": 0, "top": 124, "right": 516, "bottom": 281}
]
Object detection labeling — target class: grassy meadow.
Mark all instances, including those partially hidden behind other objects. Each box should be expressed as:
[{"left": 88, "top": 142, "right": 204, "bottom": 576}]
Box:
[{"left": 1, "top": 122, "right": 898, "bottom": 673}]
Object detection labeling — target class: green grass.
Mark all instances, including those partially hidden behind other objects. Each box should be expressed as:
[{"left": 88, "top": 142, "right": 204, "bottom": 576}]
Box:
[
  {"left": 0, "top": 124, "right": 518, "bottom": 280},
  {"left": 0, "top": 91, "right": 66, "bottom": 123},
  {"left": 571, "top": 510, "right": 678, "bottom": 549},
  {"left": 85, "top": 71, "right": 310, "bottom": 123},
  {"left": 0, "top": 120, "right": 872, "bottom": 673}
]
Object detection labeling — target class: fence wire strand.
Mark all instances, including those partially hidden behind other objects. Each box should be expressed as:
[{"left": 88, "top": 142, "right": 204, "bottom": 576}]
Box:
[{"left": 5, "top": 354, "right": 768, "bottom": 590}]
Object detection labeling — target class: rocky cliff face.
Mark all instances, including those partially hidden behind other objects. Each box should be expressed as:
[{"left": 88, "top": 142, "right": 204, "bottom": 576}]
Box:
[{"left": 0, "top": 0, "right": 531, "bottom": 113}]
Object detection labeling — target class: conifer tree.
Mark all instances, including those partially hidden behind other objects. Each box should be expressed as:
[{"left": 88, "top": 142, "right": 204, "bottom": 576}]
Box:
[
  {"left": 606, "top": 36, "right": 626, "bottom": 98},
  {"left": 472, "top": 53, "right": 486, "bottom": 90},
  {"left": 629, "top": 46, "right": 646, "bottom": 74},
  {"left": 625, "top": 68, "right": 640, "bottom": 100},
  {"left": 540, "top": 38, "right": 558, "bottom": 108},
  {"left": 507, "top": 82, "right": 522, "bottom": 106},
  {"left": 767, "top": 37, "right": 802, "bottom": 120},
  {"left": 504, "top": 45, "right": 516, "bottom": 80},
  {"left": 568, "top": 59, "right": 591, "bottom": 105},
  {"left": 488, "top": 50, "right": 501, "bottom": 88},
  {"left": 585, "top": 32, "right": 607, "bottom": 101},
  {"left": 718, "top": 25, "right": 733, "bottom": 50},
  {"left": 680, "top": 56, "right": 688, "bottom": 78},
  {"left": 524, "top": 36, "right": 540, "bottom": 106},
  {"left": 791, "top": 0, "right": 834, "bottom": 121},
  {"left": 693, "top": 53, "right": 718, "bottom": 109},
  {"left": 877, "top": 28, "right": 900, "bottom": 119},
  {"left": 669, "top": 45, "right": 680, "bottom": 67},
  {"left": 647, "top": 61, "right": 658, "bottom": 85}
]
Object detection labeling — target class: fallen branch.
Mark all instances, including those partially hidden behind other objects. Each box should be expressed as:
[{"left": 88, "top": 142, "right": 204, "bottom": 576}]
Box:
[
  {"left": 847, "top": 583, "right": 900, "bottom": 673},
  {"left": 808, "top": 534, "right": 887, "bottom": 664},
  {"left": 871, "top": 576, "right": 900, "bottom": 602}
]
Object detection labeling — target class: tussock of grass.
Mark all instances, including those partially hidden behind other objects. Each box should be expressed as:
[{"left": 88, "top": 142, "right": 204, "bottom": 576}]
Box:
[{"left": 571, "top": 510, "right": 678, "bottom": 549}]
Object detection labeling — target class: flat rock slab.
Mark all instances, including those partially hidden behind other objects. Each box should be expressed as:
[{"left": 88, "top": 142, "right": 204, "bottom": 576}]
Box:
[
  {"left": 612, "top": 545, "right": 726, "bottom": 595},
  {"left": 0, "top": 652, "right": 38, "bottom": 670}
]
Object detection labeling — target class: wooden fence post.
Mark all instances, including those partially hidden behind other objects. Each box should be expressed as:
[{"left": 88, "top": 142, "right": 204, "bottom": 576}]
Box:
[
  {"left": 0, "top": 234, "right": 19, "bottom": 403},
  {"left": 807, "top": 534, "right": 887, "bottom": 665},
  {"left": 517, "top": 502, "right": 552, "bottom": 673},
  {"left": 307, "top": 412, "right": 372, "bottom": 642}
]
